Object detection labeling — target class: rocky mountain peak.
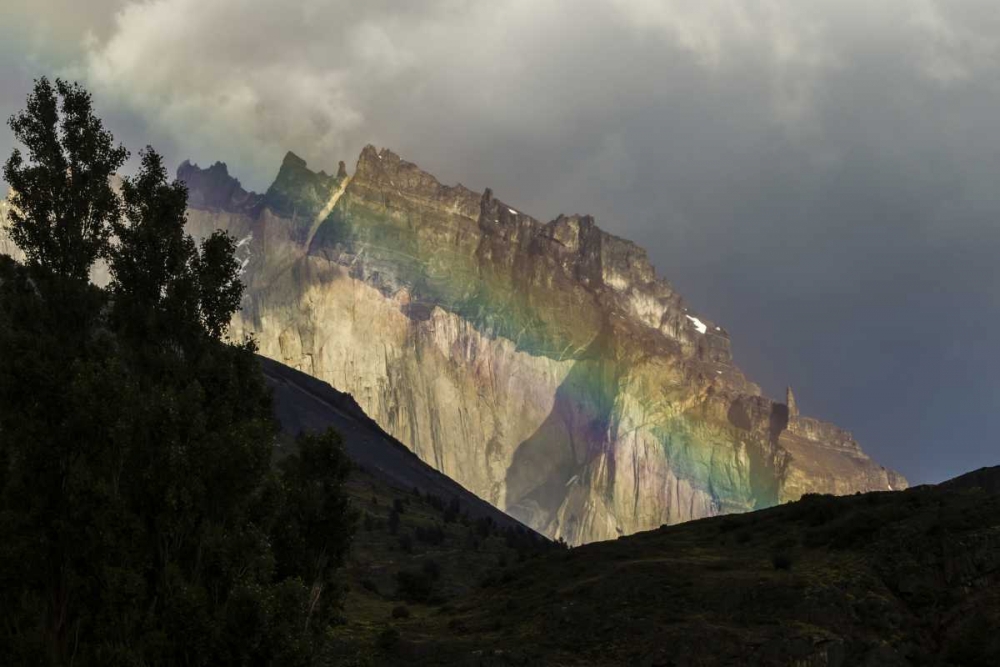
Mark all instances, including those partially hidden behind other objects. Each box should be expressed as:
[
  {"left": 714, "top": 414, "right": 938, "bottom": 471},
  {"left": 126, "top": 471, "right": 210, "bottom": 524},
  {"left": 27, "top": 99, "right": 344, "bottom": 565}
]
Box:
[
  {"left": 272, "top": 150, "right": 334, "bottom": 185},
  {"left": 787, "top": 386, "right": 799, "bottom": 418},
  {"left": 280, "top": 150, "right": 308, "bottom": 171},
  {"left": 270, "top": 147, "right": 739, "bottom": 364},
  {"left": 350, "top": 145, "right": 481, "bottom": 222},
  {"left": 176, "top": 160, "right": 261, "bottom": 214},
  {"left": 538, "top": 214, "right": 594, "bottom": 255},
  {"left": 262, "top": 152, "right": 342, "bottom": 221},
  {"left": 355, "top": 144, "right": 399, "bottom": 180}
]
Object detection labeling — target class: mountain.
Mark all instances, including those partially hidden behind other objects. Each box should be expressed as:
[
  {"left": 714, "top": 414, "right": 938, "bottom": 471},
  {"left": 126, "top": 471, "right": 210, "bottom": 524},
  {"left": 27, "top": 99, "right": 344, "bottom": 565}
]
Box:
[
  {"left": 263, "top": 352, "right": 998, "bottom": 665},
  {"left": 176, "top": 146, "right": 904, "bottom": 545},
  {"left": 3, "top": 148, "right": 905, "bottom": 544},
  {"left": 939, "top": 464, "right": 1000, "bottom": 494},
  {"left": 267, "top": 352, "right": 999, "bottom": 665}
]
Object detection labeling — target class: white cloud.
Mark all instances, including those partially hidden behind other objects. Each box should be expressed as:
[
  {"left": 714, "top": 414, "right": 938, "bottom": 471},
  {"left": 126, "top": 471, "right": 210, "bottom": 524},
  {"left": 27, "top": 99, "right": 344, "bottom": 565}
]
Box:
[
  {"left": 49, "top": 0, "right": 1000, "bottom": 198},
  {"left": 83, "top": 0, "right": 370, "bottom": 181},
  {"left": 908, "top": 0, "right": 1000, "bottom": 84},
  {"left": 69, "top": 2, "right": 821, "bottom": 183},
  {"left": 73, "top": 0, "right": 1000, "bottom": 187}
]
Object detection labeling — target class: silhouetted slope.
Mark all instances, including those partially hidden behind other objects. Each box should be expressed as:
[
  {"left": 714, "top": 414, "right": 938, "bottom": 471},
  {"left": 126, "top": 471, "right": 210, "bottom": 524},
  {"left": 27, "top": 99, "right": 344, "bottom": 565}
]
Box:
[
  {"left": 367, "top": 468, "right": 1000, "bottom": 666},
  {"left": 939, "top": 465, "right": 1000, "bottom": 494},
  {"left": 261, "top": 355, "right": 535, "bottom": 533}
]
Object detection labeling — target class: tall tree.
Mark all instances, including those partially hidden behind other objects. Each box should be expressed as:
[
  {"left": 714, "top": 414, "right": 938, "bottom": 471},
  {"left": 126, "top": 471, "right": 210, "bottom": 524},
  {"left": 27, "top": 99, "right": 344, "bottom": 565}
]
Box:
[
  {"left": 194, "top": 230, "right": 244, "bottom": 340},
  {"left": 3, "top": 78, "right": 127, "bottom": 280},
  {"left": 106, "top": 146, "right": 245, "bottom": 343},
  {"left": 0, "top": 80, "right": 354, "bottom": 666},
  {"left": 107, "top": 148, "right": 196, "bottom": 323}
]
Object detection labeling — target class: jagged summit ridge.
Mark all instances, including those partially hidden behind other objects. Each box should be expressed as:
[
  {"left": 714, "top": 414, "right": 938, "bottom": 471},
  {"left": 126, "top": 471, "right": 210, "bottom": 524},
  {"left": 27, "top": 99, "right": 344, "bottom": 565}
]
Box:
[
  {"left": 173, "top": 145, "right": 906, "bottom": 544},
  {"left": 314, "top": 145, "right": 733, "bottom": 364},
  {"left": 176, "top": 160, "right": 261, "bottom": 213}
]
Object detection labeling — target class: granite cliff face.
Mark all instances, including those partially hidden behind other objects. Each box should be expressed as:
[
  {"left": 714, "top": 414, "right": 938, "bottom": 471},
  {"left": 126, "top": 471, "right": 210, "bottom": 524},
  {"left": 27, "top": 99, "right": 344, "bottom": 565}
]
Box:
[{"left": 2, "top": 148, "right": 906, "bottom": 544}]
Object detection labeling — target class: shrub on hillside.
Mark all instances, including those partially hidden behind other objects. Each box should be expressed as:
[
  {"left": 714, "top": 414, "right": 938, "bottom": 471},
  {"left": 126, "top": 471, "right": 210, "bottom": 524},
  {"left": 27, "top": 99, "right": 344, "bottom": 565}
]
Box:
[
  {"left": 443, "top": 497, "right": 461, "bottom": 523},
  {"left": 396, "top": 568, "right": 435, "bottom": 603},
  {"left": 772, "top": 552, "right": 795, "bottom": 570},
  {"left": 422, "top": 558, "right": 441, "bottom": 581},
  {"left": 416, "top": 523, "right": 446, "bottom": 545},
  {"left": 388, "top": 508, "right": 401, "bottom": 534}
]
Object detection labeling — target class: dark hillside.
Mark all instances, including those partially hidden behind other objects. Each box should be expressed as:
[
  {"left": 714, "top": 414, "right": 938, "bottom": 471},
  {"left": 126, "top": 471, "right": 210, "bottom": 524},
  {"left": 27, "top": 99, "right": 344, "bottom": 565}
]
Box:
[
  {"left": 939, "top": 465, "right": 1000, "bottom": 495},
  {"left": 364, "top": 469, "right": 1000, "bottom": 666}
]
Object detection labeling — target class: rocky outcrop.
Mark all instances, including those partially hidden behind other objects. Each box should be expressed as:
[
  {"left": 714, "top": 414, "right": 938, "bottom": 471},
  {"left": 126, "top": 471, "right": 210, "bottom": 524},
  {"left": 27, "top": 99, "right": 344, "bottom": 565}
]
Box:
[
  {"left": 177, "top": 160, "right": 263, "bottom": 213},
  {"left": 786, "top": 386, "right": 799, "bottom": 418},
  {"left": 4, "top": 145, "right": 905, "bottom": 545}
]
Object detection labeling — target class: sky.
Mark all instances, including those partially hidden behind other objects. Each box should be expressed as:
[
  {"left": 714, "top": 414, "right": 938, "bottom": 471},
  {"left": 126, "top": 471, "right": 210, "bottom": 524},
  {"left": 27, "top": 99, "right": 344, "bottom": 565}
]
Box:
[{"left": 2, "top": 0, "right": 998, "bottom": 484}]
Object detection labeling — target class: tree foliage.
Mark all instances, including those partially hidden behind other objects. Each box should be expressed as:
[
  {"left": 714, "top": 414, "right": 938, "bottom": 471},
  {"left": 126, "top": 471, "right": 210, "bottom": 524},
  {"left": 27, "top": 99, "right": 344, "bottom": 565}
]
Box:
[
  {"left": 0, "top": 79, "right": 354, "bottom": 666},
  {"left": 106, "top": 147, "right": 243, "bottom": 343},
  {"left": 3, "top": 78, "right": 127, "bottom": 280}
]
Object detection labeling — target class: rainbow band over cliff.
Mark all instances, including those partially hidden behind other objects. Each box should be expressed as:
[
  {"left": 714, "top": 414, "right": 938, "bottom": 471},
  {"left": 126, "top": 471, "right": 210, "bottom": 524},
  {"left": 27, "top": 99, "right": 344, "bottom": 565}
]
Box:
[{"left": 174, "top": 145, "right": 906, "bottom": 544}]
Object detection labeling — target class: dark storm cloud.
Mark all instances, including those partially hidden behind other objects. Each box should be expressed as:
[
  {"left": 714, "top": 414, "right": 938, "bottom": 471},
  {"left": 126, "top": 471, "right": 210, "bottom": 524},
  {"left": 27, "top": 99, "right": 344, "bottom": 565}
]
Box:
[{"left": 4, "top": 0, "right": 999, "bottom": 482}]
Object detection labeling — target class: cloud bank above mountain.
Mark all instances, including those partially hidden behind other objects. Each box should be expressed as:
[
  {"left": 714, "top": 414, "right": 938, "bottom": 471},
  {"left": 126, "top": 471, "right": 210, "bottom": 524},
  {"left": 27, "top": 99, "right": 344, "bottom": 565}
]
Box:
[
  {"left": 75, "top": 1, "right": 999, "bottom": 183},
  {"left": 3, "top": 0, "right": 1000, "bottom": 483}
]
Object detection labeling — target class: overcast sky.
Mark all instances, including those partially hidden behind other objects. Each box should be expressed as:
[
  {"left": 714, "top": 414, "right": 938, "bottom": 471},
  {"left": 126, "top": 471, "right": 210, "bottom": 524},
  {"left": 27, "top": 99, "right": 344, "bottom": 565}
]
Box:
[{"left": 3, "top": 0, "right": 999, "bottom": 484}]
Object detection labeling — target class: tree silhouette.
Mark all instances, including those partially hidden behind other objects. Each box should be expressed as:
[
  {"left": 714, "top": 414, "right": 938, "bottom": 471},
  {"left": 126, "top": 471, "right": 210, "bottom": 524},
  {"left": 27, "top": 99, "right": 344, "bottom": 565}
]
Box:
[
  {"left": 3, "top": 78, "right": 127, "bottom": 280},
  {"left": 0, "top": 79, "right": 354, "bottom": 666},
  {"left": 107, "top": 147, "right": 244, "bottom": 343}
]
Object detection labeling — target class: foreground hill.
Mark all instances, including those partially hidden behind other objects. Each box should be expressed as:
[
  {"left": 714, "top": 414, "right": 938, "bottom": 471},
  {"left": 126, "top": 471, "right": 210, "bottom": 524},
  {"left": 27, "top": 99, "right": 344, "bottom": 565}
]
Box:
[
  {"left": 370, "top": 467, "right": 1000, "bottom": 666},
  {"left": 175, "top": 147, "right": 903, "bottom": 544},
  {"left": 259, "top": 353, "right": 998, "bottom": 664}
]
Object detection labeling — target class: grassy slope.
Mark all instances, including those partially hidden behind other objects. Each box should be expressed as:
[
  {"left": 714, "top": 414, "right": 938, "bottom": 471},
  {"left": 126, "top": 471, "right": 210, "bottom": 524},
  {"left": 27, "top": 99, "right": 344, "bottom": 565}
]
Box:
[{"left": 339, "top": 468, "right": 1000, "bottom": 666}]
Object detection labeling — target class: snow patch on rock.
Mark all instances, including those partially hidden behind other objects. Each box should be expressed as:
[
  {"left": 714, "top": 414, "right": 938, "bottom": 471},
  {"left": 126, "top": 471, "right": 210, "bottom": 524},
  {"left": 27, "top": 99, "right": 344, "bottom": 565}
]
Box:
[{"left": 686, "top": 315, "right": 708, "bottom": 334}]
